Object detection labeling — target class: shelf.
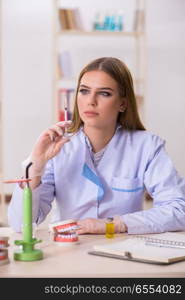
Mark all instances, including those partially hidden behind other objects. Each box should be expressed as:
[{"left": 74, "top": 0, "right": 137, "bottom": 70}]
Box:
[
  {"left": 58, "top": 30, "right": 145, "bottom": 37},
  {"left": 54, "top": 0, "right": 147, "bottom": 122}
]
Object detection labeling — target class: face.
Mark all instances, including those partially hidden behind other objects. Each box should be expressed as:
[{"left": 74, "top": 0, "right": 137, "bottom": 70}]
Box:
[{"left": 77, "top": 70, "right": 126, "bottom": 130}]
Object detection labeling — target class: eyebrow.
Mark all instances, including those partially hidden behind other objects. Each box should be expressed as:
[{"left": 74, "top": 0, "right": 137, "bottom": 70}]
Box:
[{"left": 79, "top": 84, "right": 114, "bottom": 91}]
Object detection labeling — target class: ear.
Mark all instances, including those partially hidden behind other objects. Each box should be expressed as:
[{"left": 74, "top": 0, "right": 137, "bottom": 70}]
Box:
[{"left": 119, "top": 99, "right": 127, "bottom": 112}]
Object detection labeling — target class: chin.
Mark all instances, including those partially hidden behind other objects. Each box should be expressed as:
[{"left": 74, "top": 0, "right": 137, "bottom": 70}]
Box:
[
  {"left": 84, "top": 121, "right": 101, "bottom": 128},
  {"left": 83, "top": 119, "right": 98, "bottom": 126}
]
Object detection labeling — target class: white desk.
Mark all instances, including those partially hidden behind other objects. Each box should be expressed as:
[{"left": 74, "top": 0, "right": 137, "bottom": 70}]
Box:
[{"left": 0, "top": 227, "right": 185, "bottom": 278}]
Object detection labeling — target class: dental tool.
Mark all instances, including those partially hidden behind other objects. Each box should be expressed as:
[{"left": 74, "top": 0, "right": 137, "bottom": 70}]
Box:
[{"left": 13, "top": 162, "right": 43, "bottom": 261}]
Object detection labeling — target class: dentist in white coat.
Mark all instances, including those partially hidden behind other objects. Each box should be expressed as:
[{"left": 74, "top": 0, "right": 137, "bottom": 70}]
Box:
[{"left": 8, "top": 57, "right": 185, "bottom": 234}]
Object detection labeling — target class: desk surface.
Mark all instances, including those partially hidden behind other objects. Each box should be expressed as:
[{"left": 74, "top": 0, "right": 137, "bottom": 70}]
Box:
[{"left": 0, "top": 227, "right": 185, "bottom": 278}]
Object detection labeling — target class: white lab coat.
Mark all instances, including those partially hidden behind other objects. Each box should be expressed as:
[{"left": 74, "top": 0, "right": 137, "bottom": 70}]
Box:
[{"left": 8, "top": 127, "right": 185, "bottom": 234}]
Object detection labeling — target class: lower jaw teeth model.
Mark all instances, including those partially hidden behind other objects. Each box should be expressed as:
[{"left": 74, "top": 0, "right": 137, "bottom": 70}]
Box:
[
  {"left": 49, "top": 219, "right": 79, "bottom": 245},
  {"left": 0, "top": 237, "right": 9, "bottom": 265}
]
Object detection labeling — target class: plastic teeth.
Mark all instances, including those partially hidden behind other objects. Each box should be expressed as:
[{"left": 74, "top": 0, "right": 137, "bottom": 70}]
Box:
[
  {"left": 0, "top": 237, "right": 9, "bottom": 265},
  {"left": 57, "top": 225, "right": 78, "bottom": 233},
  {"left": 49, "top": 220, "right": 79, "bottom": 244},
  {"left": 57, "top": 233, "right": 77, "bottom": 239},
  {"left": 0, "top": 249, "right": 8, "bottom": 260}
]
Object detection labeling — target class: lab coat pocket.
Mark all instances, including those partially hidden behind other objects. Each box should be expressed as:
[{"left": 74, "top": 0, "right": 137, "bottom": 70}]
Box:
[{"left": 111, "top": 177, "right": 144, "bottom": 193}]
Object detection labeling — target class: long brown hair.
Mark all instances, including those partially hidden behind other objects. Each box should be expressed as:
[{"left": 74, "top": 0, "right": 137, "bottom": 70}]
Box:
[{"left": 69, "top": 57, "right": 145, "bottom": 132}]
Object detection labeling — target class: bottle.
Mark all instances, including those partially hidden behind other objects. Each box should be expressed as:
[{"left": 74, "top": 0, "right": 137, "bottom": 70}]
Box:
[
  {"left": 93, "top": 11, "right": 104, "bottom": 31},
  {"left": 106, "top": 217, "right": 115, "bottom": 238},
  {"left": 115, "top": 10, "right": 124, "bottom": 32},
  {"left": 104, "top": 10, "right": 110, "bottom": 31},
  {"left": 93, "top": 12, "right": 100, "bottom": 31},
  {"left": 109, "top": 11, "right": 116, "bottom": 31}
]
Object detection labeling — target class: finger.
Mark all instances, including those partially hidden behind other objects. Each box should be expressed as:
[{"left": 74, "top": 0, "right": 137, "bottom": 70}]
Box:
[
  {"left": 49, "top": 126, "right": 64, "bottom": 137},
  {"left": 53, "top": 137, "right": 70, "bottom": 154},
  {"left": 56, "top": 121, "right": 72, "bottom": 132},
  {"left": 57, "top": 120, "right": 72, "bottom": 127},
  {"left": 47, "top": 121, "right": 73, "bottom": 142},
  {"left": 47, "top": 128, "right": 63, "bottom": 142},
  {"left": 56, "top": 137, "right": 70, "bottom": 148},
  {"left": 69, "top": 226, "right": 81, "bottom": 232},
  {"left": 76, "top": 228, "right": 88, "bottom": 235},
  {"left": 78, "top": 220, "right": 94, "bottom": 233},
  {"left": 47, "top": 129, "right": 56, "bottom": 142},
  {"left": 76, "top": 221, "right": 87, "bottom": 235}
]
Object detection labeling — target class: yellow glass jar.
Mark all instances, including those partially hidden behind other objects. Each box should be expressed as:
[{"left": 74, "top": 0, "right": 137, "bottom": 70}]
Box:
[{"left": 106, "top": 217, "right": 115, "bottom": 238}]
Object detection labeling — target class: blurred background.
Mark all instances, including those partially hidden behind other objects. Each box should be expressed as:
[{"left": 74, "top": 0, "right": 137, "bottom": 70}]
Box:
[{"left": 0, "top": 0, "right": 185, "bottom": 226}]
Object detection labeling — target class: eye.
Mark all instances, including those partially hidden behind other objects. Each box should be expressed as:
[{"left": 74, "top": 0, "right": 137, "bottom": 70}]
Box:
[
  {"left": 99, "top": 91, "right": 112, "bottom": 97},
  {"left": 78, "top": 88, "right": 89, "bottom": 95}
]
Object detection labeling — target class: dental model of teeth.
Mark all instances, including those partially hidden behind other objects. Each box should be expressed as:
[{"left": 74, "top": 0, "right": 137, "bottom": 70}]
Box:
[
  {"left": 0, "top": 237, "right": 9, "bottom": 265},
  {"left": 49, "top": 219, "right": 79, "bottom": 245}
]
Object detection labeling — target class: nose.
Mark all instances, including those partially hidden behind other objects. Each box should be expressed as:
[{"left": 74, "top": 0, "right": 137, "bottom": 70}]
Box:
[{"left": 87, "top": 93, "right": 97, "bottom": 106}]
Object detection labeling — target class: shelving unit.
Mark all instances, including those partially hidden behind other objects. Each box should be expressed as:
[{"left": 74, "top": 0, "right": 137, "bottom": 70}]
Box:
[
  {"left": 58, "top": 30, "right": 144, "bottom": 37},
  {"left": 54, "top": 0, "right": 147, "bottom": 123}
]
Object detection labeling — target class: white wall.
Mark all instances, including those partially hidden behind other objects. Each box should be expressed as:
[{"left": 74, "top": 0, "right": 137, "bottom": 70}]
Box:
[
  {"left": 145, "top": 0, "right": 185, "bottom": 177},
  {"left": 1, "top": 0, "right": 185, "bottom": 194},
  {"left": 2, "top": 0, "right": 55, "bottom": 193}
]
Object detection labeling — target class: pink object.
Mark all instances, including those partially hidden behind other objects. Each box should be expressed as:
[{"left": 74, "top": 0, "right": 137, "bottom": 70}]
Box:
[{"left": 3, "top": 178, "right": 32, "bottom": 184}]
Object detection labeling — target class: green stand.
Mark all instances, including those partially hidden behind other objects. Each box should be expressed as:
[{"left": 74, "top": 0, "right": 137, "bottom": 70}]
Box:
[{"left": 14, "top": 168, "right": 43, "bottom": 261}]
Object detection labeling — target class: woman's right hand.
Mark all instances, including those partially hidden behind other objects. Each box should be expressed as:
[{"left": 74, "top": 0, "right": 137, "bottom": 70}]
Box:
[{"left": 30, "top": 121, "right": 72, "bottom": 168}]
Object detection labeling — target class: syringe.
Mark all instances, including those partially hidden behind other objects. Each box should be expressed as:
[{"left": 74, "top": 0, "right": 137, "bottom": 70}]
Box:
[{"left": 64, "top": 93, "right": 68, "bottom": 136}]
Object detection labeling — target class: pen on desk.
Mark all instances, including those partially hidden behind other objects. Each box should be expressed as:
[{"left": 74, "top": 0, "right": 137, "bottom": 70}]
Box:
[{"left": 145, "top": 241, "right": 185, "bottom": 250}]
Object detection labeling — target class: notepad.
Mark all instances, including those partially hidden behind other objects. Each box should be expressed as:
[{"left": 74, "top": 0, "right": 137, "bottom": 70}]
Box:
[{"left": 89, "top": 232, "right": 185, "bottom": 264}]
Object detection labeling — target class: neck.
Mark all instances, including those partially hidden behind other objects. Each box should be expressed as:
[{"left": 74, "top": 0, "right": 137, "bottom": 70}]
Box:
[{"left": 84, "top": 124, "right": 117, "bottom": 153}]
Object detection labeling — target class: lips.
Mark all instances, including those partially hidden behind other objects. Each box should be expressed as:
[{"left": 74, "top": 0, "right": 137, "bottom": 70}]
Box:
[
  {"left": 49, "top": 219, "right": 79, "bottom": 245},
  {"left": 84, "top": 111, "right": 99, "bottom": 116}
]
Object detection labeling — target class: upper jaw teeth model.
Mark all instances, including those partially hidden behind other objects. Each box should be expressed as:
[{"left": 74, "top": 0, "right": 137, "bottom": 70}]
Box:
[{"left": 49, "top": 219, "right": 79, "bottom": 245}]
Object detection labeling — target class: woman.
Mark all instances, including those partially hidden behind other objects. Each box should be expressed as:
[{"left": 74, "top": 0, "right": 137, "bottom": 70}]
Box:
[{"left": 8, "top": 57, "right": 185, "bottom": 234}]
